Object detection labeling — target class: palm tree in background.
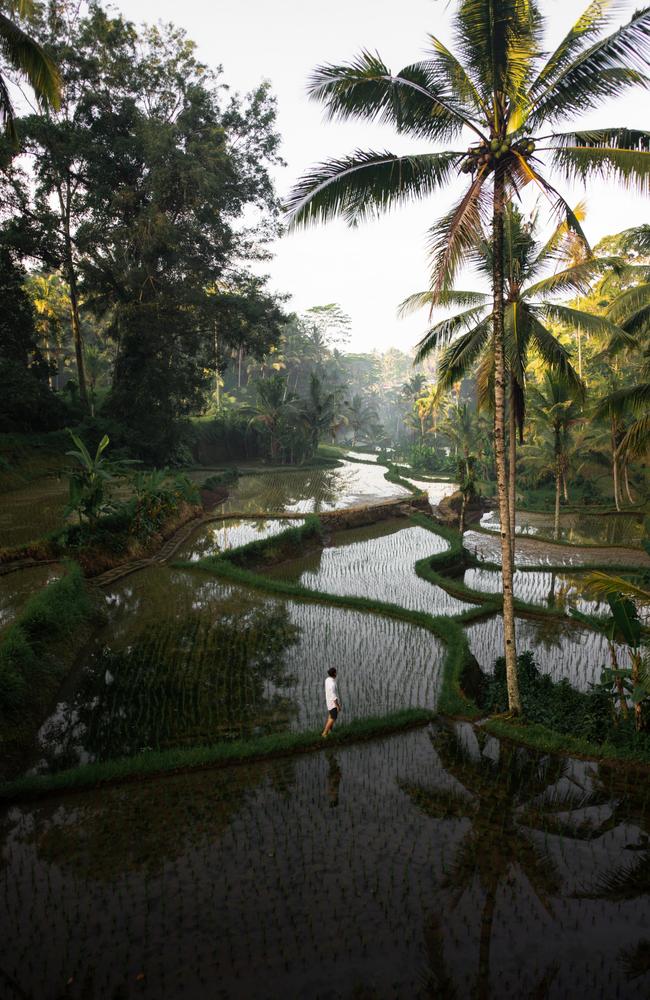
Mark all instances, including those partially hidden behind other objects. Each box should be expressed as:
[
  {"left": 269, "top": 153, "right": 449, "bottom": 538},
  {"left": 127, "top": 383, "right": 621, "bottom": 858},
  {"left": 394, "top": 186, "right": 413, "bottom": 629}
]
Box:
[
  {"left": 287, "top": 0, "right": 650, "bottom": 713},
  {"left": 528, "top": 372, "right": 584, "bottom": 538},
  {"left": 301, "top": 372, "right": 345, "bottom": 453},
  {"left": 248, "top": 374, "right": 298, "bottom": 463},
  {"left": 399, "top": 203, "right": 605, "bottom": 536},
  {"left": 0, "top": 0, "right": 60, "bottom": 139}
]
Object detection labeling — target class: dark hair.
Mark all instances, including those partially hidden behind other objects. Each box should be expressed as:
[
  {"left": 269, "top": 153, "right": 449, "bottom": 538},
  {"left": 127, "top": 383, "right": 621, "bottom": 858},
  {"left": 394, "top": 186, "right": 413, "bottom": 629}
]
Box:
[{"left": 327, "top": 667, "right": 337, "bottom": 678}]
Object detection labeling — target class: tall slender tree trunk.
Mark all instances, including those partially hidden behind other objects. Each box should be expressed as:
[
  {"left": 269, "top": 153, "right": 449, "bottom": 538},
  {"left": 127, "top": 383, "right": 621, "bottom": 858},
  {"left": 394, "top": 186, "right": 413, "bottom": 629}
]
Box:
[
  {"left": 475, "top": 885, "right": 497, "bottom": 1000},
  {"left": 611, "top": 418, "right": 621, "bottom": 511},
  {"left": 58, "top": 181, "right": 89, "bottom": 412},
  {"left": 238, "top": 347, "right": 243, "bottom": 389},
  {"left": 214, "top": 322, "right": 221, "bottom": 408},
  {"left": 554, "top": 454, "right": 562, "bottom": 541},
  {"left": 492, "top": 164, "right": 520, "bottom": 714},
  {"left": 507, "top": 379, "right": 517, "bottom": 549},
  {"left": 623, "top": 462, "right": 635, "bottom": 505}
]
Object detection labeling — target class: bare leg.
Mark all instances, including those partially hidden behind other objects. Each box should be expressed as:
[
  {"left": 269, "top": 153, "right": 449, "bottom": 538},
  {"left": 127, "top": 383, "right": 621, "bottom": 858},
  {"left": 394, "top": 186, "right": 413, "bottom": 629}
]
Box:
[{"left": 322, "top": 715, "right": 335, "bottom": 737}]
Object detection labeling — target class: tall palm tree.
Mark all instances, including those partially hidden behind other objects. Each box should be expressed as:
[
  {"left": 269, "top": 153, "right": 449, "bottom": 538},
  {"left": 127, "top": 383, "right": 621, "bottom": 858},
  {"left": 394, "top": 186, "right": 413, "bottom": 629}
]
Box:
[
  {"left": 0, "top": 0, "right": 60, "bottom": 140},
  {"left": 345, "top": 392, "right": 378, "bottom": 446},
  {"left": 529, "top": 372, "right": 584, "bottom": 539},
  {"left": 286, "top": 0, "right": 650, "bottom": 714},
  {"left": 399, "top": 203, "right": 598, "bottom": 537},
  {"left": 301, "top": 371, "right": 345, "bottom": 453}
]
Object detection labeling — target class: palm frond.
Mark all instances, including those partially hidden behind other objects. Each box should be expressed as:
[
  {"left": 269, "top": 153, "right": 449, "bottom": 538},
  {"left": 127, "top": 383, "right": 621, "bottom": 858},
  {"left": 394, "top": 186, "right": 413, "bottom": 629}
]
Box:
[
  {"left": 455, "top": 0, "right": 542, "bottom": 109},
  {"left": 617, "top": 410, "right": 650, "bottom": 458},
  {"left": 0, "top": 11, "right": 61, "bottom": 115},
  {"left": 306, "top": 52, "right": 474, "bottom": 141},
  {"left": 523, "top": 8, "right": 650, "bottom": 127},
  {"left": 427, "top": 171, "right": 489, "bottom": 297},
  {"left": 607, "top": 282, "right": 650, "bottom": 327},
  {"left": 426, "top": 34, "right": 488, "bottom": 117},
  {"left": 550, "top": 130, "right": 650, "bottom": 194},
  {"left": 285, "top": 149, "right": 462, "bottom": 228},
  {"left": 397, "top": 288, "right": 489, "bottom": 318},
  {"left": 413, "top": 307, "right": 490, "bottom": 363},
  {"left": 524, "top": 0, "right": 627, "bottom": 109},
  {"left": 433, "top": 316, "right": 492, "bottom": 388},
  {"left": 582, "top": 571, "right": 650, "bottom": 605},
  {"left": 524, "top": 257, "right": 621, "bottom": 299},
  {"left": 539, "top": 302, "right": 624, "bottom": 341},
  {"left": 527, "top": 313, "right": 585, "bottom": 398}
]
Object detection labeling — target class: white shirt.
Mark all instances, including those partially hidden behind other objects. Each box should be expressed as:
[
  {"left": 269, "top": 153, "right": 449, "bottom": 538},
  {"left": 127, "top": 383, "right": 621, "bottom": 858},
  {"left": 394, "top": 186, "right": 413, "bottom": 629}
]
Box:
[{"left": 325, "top": 676, "right": 340, "bottom": 710}]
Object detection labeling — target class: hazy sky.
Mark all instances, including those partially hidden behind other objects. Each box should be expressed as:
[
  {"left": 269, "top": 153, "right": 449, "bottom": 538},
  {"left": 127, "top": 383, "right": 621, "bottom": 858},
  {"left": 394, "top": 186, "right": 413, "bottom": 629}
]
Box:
[{"left": 113, "top": 0, "right": 649, "bottom": 353}]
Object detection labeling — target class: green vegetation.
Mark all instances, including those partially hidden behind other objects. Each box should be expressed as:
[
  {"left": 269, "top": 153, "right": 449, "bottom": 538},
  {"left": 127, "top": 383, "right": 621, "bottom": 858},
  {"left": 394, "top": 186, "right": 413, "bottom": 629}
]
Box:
[
  {"left": 0, "top": 564, "right": 96, "bottom": 723},
  {"left": 0, "top": 707, "right": 436, "bottom": 802}
]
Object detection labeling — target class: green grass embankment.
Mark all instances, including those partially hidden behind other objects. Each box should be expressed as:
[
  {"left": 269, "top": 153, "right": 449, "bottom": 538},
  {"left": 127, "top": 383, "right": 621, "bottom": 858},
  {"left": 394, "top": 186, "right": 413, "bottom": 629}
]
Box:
[
  {"left": 0, "top": 708, "right": 437, "bottom": 802},
  {"left": 0, "top": 565, "right": 100, "bottom": 750}
]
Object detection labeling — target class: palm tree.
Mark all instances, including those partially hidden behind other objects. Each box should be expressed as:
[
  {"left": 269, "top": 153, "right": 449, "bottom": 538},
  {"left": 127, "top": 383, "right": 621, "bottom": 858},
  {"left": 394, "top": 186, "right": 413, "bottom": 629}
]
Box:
[
  {"left": 0, "top": 1, "right": 60, "bottom": 140},
  {"left": 286, "top": 0, "right": 650, "bottom": 714},
  {"left": 345, "top": 392, "right": 378, "bottom": 445},
  {"left": 248, "top": 374, "right": 298, "bottom": 463},
  {"left": 399, "top": 203, "right": 603, "bottom": 538},
  {"left": 528, "top": 373, "right": 584, "bottom": 539},
  {"left": 301, "top": 372, "right": 345, "bottom": 454}
]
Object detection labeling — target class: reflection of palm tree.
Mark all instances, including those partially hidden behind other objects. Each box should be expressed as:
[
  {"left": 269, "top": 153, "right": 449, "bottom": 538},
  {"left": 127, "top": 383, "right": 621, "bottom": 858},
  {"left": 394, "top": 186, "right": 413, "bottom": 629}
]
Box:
[{"left": 400, "top": 724, "right": 568, "bottom": 999}]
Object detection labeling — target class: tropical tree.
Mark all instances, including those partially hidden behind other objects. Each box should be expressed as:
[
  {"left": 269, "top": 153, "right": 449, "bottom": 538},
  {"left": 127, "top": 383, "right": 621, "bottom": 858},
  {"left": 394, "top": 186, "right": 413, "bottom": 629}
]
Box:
[
  {"left": 248, "top": 374, "right": 298, "bottom": 462},
  {"left": 399, "top": 203, "right": 603, "bottom": 536},
  {"left": 0, "top": 0, "right": 60, "bottom": 140},
  {"left": 301, "top": 372, "right": 345, "bottom": 453},
  {"left": 528, "top": 372, "right": 584, "bottom": 538},
  {"left": 344, "top": 392, "right": 378, "bottom": 445},
  {"left": 286, "top": 0, "right": 650, "bottom": 713}
]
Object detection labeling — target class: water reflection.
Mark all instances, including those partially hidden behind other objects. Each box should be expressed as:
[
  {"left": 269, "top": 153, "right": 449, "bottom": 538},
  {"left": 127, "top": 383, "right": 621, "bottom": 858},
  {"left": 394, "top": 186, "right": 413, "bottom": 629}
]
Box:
[
  {"left": 480, "top": 509, "right": 644, "bottom": 547},
  {"left": 2, "top": 727, "right": 649, "bottom": 998}
]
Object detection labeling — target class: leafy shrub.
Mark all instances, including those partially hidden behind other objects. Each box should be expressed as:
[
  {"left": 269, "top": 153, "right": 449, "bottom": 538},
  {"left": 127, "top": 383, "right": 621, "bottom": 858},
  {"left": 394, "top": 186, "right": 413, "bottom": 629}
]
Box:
[
  {"left": 202, "top": 468, "right": 239, "bottom": 490},
  {"left": 481, "top": 650, "right": 649, "bottom": 749}
]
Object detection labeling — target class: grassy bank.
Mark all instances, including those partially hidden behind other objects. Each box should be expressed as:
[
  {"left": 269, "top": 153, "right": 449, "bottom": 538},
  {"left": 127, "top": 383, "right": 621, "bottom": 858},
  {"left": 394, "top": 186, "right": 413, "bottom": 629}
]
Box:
[
  {"left": 0, "top": 565, "right": 100, "bottom": 753},
  {"left": 0, "top": 708, "right": 437, "bottom": 802}
]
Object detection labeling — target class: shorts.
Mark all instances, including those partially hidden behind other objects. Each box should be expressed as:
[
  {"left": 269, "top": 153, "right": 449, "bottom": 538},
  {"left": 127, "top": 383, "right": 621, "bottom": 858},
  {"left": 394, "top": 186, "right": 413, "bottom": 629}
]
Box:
[{"left": 328, "top": 707, "right": 338, "bottom": 721}]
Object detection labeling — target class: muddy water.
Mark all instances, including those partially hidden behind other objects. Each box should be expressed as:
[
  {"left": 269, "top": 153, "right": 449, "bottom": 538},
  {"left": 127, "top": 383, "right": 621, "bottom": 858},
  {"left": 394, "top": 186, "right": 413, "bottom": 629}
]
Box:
[
  {"left": 465, "top": 614, "right": 631, "bottom": 690},
  {"left": 270, "top": 519, "right": 476, "bottom": 616},
  {"left": 2, "top": 724, "right": 648, "bottom": 999},
  {"left": 27, "top": 566, "right": 443, "bottom": 773}
]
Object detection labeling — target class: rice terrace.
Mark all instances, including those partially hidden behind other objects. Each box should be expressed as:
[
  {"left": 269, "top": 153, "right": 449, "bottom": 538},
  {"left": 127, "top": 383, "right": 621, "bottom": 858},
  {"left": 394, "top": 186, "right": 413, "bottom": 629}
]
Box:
[{"left": 1, "top": 1, "right": 650, "bottom": 997}]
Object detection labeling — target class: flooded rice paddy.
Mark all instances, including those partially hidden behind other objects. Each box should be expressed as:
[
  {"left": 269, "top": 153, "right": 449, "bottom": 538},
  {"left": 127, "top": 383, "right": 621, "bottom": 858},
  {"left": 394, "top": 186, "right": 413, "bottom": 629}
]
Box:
[
  {"left": 216, "top": 460, "right": 409, "bottom": 513},
  {"left": 480, "top": 508, "right": 645, "bottom": 547},
  {"left": 26, "top": 566, "right": 444, "bottom": 774},
  {"left": 463, "top": 565, "right": 608, "bottom": 615},
  {"left": 3, "top": 724, "right": 649, "bottom": 999},
  {"left": 270, "top": 519, "right": 476, "bottom": 616},
  {"left": 466, "top": 614, "right": 631, "bottom": 690},
  {"left": 175, "top": 517, "right": 305, "bottom": 561},
  {"left": 0, "top": 476, "right": 69, "bottom": 548}
]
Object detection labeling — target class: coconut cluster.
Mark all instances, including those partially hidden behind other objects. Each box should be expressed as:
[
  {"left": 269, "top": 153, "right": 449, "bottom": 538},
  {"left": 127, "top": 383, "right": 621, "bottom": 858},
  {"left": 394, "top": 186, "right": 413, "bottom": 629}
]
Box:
[{"left": 459, "top": 136, "right": 536, "bottom": 174}]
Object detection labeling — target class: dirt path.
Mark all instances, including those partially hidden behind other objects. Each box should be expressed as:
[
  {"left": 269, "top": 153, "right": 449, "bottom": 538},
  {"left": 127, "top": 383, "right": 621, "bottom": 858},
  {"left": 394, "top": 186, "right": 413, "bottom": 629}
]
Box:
[{"left": 464, "top": 529, "right": 649, "bottom": 569}]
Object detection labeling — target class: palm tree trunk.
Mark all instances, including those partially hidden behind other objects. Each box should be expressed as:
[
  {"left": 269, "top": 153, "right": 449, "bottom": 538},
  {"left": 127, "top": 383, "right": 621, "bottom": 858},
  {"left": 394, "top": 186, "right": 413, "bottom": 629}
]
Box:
[
  {"left": 611, "top": 418, "right": 621, "bottom": 511},
  {"left": 238, "top": 347, "right": 243, "bottom": 389},
  {"left": 492, "top": 163, "right": 520, "bottom": 714},
  {"left": 554, "top": 454, "right": 562, "bottom": 541},
  {"left": 475, "top": 885, "right": 497, "bottom": 1000},
  {"left": 507, "top": 382, "right": 517, "bottom": 550},
  {"left": 623, "top": 462, "right": 635, "bottom": 505}
]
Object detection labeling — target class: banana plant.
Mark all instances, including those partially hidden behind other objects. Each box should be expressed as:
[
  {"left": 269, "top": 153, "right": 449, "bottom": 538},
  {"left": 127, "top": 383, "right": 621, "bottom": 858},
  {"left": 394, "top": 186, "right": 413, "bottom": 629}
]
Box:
[{"left": 65, "top": 431, "right": 132, "bottom": 527}]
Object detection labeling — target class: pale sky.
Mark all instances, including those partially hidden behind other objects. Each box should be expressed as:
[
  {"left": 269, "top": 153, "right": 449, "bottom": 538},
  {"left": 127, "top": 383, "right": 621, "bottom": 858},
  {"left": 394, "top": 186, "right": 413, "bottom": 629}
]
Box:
[{"left": 113, "top": 0, "right": 648, "bottom": 353}]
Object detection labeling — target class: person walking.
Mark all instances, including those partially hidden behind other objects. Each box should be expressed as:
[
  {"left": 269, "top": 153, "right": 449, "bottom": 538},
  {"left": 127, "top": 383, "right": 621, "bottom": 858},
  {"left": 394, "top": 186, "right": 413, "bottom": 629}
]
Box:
[{"left": 322, "top": 667, "right": 341, "bottom": 738}]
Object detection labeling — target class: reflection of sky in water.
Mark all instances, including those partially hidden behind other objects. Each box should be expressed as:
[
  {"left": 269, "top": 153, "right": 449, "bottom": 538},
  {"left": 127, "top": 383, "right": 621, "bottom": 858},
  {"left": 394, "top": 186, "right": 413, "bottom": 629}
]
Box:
[
  {"left": 466, "top": 614, "right": 631, "bottom": 690},
  {"left": 4, "top": 726, "right": 650, "bottom": 1000},
  {"left": 463, "top": 566, "right": 608, "bottom": 616},
  {"left": 480, "top": 509, "right": 644, "bottom": 547},
  {"left": 219, "top": 461, "right": 409, "bottom": 513},
  {"left": 175, "top": 518, "right": 305, "bottom": 562},
  {"left": 276, "top": 521, "right": 476, "bottom": 617}
]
